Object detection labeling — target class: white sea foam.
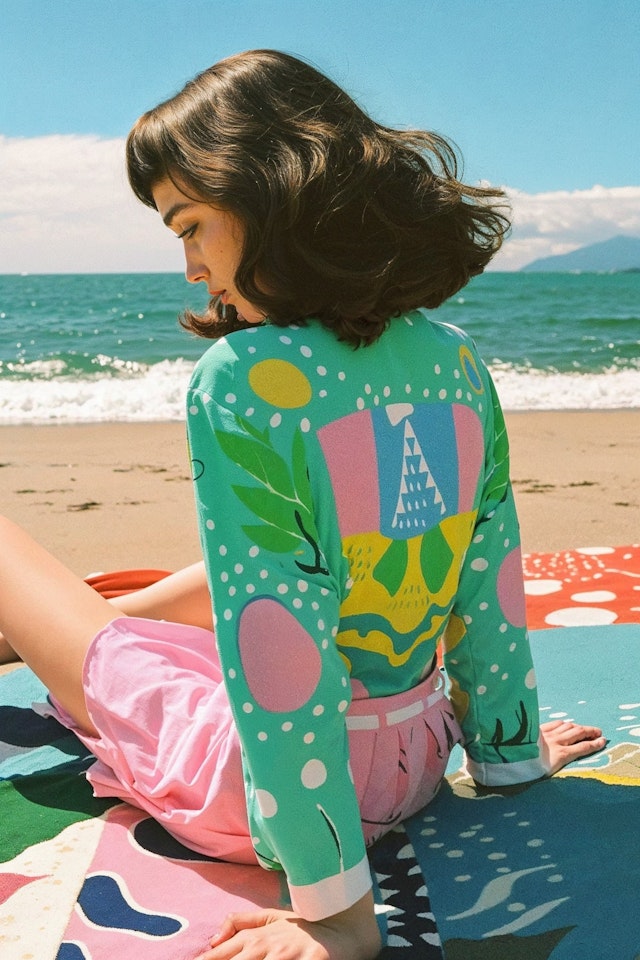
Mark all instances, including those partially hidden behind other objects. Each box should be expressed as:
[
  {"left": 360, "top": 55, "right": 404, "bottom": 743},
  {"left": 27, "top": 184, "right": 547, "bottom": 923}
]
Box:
[
  {"left": 491, "top": 365, "right": 640, "bottom": 411},
  {"left": 0, "top": 360, "right": 638, "bottom": 424},
  {"left": 0, "top": 359, "right": 195, "bottom": 424}
]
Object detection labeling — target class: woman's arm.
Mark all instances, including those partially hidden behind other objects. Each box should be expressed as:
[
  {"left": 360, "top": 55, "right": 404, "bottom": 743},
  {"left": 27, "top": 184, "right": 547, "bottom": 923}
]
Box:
[{"left": 195, "top": 890, "right": 381, "bottom": 960}]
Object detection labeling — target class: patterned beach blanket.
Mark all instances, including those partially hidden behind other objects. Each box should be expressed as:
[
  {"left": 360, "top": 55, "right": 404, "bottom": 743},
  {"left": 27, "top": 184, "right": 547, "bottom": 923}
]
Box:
[
  {"left": 1, "top": 547, "right": 639, "bottom": 959},
  {"left": 523, "top": 543, "right": 640, "bottom": 629}
]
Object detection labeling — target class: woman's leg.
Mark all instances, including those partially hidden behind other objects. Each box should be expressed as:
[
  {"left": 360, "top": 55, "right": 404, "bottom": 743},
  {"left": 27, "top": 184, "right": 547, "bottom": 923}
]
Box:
[
  {"left": 0, "top": 633, "right": 17, "bottom": 665},
  {"left": 0, "top": 516, "right": 118, "bottom": 735},
  {"left": 112, "top": 561, "right": 213, "bottom": 631}
]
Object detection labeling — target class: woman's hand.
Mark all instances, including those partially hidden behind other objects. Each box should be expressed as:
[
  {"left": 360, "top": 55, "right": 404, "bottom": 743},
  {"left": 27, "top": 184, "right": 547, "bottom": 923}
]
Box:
[
  {"left": 194, "top": 891, "right": 381, "bottom": 960},
  {"left": 540, "top": 719, "right": 607, "bottom": 776}
]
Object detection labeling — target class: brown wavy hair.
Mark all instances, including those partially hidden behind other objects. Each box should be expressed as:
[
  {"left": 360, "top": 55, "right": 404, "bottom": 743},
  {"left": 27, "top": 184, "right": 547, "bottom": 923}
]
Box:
[{"left": 126, "top": 49, "right": 510, "bottom": 346}]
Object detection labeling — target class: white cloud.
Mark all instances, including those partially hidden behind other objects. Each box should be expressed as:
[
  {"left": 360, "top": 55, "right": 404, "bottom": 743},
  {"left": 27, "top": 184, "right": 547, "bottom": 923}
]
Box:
[
  {"left": 493, "top": 184, "right": 640, "bottom": 270},
  {"left": 0, "top": 134, "right": 182, "bottom": 273},
  {"left": 1, "top": 135, "right": 639, "bottom": 274}
]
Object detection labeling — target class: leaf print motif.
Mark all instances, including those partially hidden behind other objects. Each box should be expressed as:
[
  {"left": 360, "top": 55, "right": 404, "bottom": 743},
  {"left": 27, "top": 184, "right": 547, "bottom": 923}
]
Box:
[
  {"left": 241, "top": 524, "right": 301, "bottom": 553},
  {"left": 216, "top": 416, "right": 328, "bottom": 574},
  {"left": 215, "top": 428, "right": 295, "bottom": 498},
  {"left": 232, "top": 484, "right": 303, "bottom": 534},
  {"left": 373, "top": 539, "right": 409, "bottom": 595},
  {"left": 489, "top": 700, "right": 535, "bottom": 761},
  {"left": 483, "top": 378, "right": 510, "bottom": 505}
]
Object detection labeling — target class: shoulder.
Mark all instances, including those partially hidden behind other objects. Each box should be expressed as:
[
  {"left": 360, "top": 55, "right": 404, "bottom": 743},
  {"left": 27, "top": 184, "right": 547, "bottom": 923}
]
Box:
[{"left": 190, "top": 321, "right": 344, "bottom": 396}]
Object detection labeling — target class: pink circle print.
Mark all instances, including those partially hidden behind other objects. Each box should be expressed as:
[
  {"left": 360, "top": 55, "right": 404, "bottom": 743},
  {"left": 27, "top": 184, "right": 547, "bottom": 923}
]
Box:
[
  {"left": 497, "top": 547, "right": 527, "bottom": 627},
  {"left": 238, "top": 597, "right": 323, "bottom": 712}
]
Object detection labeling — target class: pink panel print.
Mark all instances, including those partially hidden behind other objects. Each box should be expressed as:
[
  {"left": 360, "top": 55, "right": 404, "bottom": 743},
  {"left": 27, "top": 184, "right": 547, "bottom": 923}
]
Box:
[
  {"left": 238, "top": 598, "right": 322, "bottom": 712},
  {"left": 317, "top": 410, "right": 380, "bottom": 537},
  {"left": 453, "top": 405, "right": 484, "bottom": 513}
]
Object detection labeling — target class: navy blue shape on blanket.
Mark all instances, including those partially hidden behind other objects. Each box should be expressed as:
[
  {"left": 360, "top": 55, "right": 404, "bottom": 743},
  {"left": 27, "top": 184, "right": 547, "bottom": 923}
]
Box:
[
  {"left": 56, "top": 942, "right": 91, "bottom": 960},
  {"left": 76, "top": 874, "right": 184, "bottom": 936},
  {"left": 0, "top": 704, "right": 66, "bottom": 747}
]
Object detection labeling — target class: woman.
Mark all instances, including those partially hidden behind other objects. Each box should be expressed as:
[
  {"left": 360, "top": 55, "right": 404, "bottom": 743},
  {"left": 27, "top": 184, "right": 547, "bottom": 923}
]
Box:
[{"left": 0, "top": 50, "right": 605, "bottom": 960}]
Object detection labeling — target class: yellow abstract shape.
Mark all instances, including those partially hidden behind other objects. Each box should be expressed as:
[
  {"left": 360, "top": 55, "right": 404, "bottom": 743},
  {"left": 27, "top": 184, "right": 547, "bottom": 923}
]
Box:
[
  {"left": 557, "top": 770, "right": 640, "bottom": 786},
  {"left": 443, "top": 613, "right": 467, "bottom": 653},
  {"left": 338, "top": 650, "right": 352, "bottom": 674},
  {"left": 339, "top": 616, "right": 449, "bottom": 668},
  {"left": 446, "top": 674, "right": 470, "bottom": 725},
  {"left": 556, "top": 742, "right": 640, "bottom": 786},
  {"left": 248, "top": 359, "right": 312, "bottom": 408},
  {"left": 338, "top": 513, "right": 476, "bottom": 666}
]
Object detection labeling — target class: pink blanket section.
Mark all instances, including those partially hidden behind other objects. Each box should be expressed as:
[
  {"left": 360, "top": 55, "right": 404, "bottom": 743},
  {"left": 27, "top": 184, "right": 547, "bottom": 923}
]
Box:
[{"left": 61, "top": 803, "right": 286, "bottom": 960}]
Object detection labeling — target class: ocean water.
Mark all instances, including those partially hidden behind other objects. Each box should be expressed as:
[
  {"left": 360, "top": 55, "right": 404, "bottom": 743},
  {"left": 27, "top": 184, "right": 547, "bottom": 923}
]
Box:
[{"left": 0, "top": 271, "right": 638, "bottom": 423}]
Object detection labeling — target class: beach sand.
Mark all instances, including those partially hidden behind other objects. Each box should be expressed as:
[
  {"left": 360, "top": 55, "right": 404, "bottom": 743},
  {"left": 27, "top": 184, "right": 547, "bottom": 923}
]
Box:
[{"left": 1, "top": 411, "right": 638, "bottom": 577}]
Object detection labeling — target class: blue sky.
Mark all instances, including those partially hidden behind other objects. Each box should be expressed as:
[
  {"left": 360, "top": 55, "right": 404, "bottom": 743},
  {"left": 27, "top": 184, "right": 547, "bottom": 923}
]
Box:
[{"left": 1, "top": 0, "right": 639, "bottom": 272}]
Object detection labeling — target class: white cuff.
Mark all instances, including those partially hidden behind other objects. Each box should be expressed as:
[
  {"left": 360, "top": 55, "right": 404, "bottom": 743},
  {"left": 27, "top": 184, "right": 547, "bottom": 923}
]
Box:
[
  {"left": 288, "top": 854, "right": 372, "bottom": 921},
  {"left": 464, "top": 735, "right": 550, "bottom": 786}
]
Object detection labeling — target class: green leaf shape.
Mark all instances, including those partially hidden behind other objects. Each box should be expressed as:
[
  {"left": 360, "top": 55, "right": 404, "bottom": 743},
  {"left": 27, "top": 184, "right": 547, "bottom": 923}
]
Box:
[
  {"left": 219, "top": 418, "right": 325, "bottom": 568},
  {"left": 236, "top": 414, "right": 270, "bottom": 445},
  {"left": 242, "top": 524, "right": 301, "bottom": 553},
  {"left": 233, "top": 483, "right": 303, "bottom": 535},
  {"left": 484, "top": 378, "right": 510, "bottom": 503},
  {"left": 373, "top": 539, "right": 408, "bottom": 596},
  {"left": 215, "top": 429, "right": 295, "bottom": 498},
  {"left": 420, "top": 524, "right": 454, "bottom": 594}
]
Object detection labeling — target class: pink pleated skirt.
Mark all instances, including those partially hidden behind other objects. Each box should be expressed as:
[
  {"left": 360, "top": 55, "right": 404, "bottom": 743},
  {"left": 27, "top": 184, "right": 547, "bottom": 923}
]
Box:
[{"left": 49, "top": 616, "right": 461, "bottom": 862}]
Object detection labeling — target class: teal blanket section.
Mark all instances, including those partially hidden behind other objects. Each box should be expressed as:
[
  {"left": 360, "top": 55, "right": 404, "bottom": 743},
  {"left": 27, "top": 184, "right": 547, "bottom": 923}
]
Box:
[
  {"left": 405, "top": 624, "right": 640, "bottom": 960},
  {"left": 0, "top": 667, "right": 94, "bottom": 779},
  {"left": 531, "top": 623, "right": 640, "bottom": 760}
]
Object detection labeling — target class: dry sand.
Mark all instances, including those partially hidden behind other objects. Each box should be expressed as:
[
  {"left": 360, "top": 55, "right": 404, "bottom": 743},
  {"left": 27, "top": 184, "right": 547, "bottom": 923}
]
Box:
[{"left": 1, "top": 411, "right": 639, "bottom": 577}]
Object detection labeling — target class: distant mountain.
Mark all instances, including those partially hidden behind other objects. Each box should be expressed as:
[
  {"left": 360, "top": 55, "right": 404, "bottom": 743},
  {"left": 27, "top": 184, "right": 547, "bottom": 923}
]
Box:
[{"left": 520, "top": 235, "right": 640, "bottom": 273}]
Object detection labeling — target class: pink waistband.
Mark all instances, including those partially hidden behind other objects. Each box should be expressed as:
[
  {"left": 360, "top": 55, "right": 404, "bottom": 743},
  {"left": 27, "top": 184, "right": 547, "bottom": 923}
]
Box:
[{"left": 346, "top": 661, "right": 445, "bottom": 731}]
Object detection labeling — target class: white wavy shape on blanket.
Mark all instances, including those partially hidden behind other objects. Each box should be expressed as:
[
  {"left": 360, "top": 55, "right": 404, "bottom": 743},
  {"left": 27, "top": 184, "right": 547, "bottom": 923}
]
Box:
[
  {"left": 446, "top": 863, "right": 556, "bottom": 920},
  {"left": 484, "top": 897, "right": 570, "bottom": 937}
]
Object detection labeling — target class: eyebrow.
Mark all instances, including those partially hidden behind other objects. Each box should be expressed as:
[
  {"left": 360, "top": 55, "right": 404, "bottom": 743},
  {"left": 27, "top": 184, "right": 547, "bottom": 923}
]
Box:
[{"left": 162, "top": 202, "right": 196, "bottom": 228}]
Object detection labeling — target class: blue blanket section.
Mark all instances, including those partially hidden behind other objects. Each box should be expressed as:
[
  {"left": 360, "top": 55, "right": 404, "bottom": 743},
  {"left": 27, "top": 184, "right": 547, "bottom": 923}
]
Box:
[{"left": 405, "top": 624, "right": 640, "bottom": 960}]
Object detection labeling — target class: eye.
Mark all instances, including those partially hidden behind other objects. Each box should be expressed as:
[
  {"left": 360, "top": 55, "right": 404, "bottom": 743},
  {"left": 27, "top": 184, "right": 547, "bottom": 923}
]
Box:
[{"left": 177, "top": 224, "right": 197, "bottom": 240}]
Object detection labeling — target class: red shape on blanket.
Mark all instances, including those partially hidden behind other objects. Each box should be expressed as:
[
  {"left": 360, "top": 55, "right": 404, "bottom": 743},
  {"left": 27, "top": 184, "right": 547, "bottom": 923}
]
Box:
[
  {"left": 0, "top": 872, "right": 48, "bottom": 906},
  {"left": 523, "top": 544, "right": 640, "bottom": 629}
]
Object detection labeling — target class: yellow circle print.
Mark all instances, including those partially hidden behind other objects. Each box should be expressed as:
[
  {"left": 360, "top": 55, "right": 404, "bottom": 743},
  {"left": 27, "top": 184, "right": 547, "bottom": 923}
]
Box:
[{"left": 248, "top": 359, "right": 313, "bottom": 408}]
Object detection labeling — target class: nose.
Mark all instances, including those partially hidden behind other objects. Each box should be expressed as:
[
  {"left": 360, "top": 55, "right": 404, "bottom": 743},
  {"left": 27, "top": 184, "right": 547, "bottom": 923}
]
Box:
[{"left": 184, "top": 250, "right": 208, "bottom": 285}]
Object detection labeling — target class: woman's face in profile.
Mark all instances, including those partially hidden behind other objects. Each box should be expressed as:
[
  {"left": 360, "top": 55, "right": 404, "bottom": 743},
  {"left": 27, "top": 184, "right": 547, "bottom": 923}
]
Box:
[{"left": 153, "top": 178, "right": 264, "bottom": 325}]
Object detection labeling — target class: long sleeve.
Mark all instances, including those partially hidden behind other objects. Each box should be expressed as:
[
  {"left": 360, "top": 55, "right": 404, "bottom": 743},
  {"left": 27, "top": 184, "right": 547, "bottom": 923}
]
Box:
[
  {"left": 443, "top": 368, "right": 549, "bottom": 785},
  {"left": 186, "top": 333, "right": 371, "bottom": 920}
]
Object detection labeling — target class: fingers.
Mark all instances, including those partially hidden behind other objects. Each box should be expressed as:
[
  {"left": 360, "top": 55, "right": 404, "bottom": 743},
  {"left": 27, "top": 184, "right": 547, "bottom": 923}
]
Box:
[
  {"left": 540, "top": 720, "right": 604, "bottom": 743},
  {"left": 196, "top": 910, "right": 289, "bottom": 958},
  {"left": 570, "top": 735, "right": 607, "bottom": 757}
]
